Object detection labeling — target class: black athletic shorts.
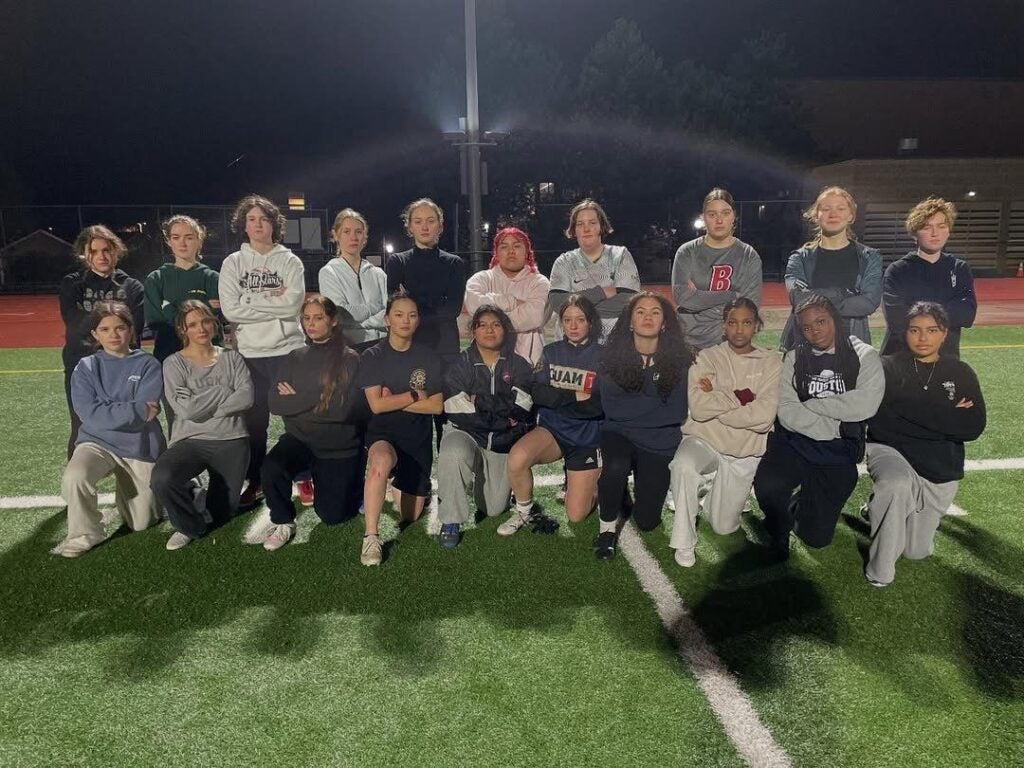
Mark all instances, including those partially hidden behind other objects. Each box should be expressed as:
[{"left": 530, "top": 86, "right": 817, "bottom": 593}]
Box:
[
  {"left": 556, "top": 439, "right": 602, "bottom": 473},
  {"left": 367, "top": 433, "right": 433, "bottom": 497}
]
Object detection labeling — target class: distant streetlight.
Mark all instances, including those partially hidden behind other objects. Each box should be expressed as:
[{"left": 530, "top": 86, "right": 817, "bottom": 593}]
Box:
[
  {"left": 693, "top": 217, "right": 706, "bottom": 231},
  {"left": 966, "top": 190, "right": 977, "bottom": 198},
  {"left": 482, "top": 222, "right": 490, "bottom": 235},
  {"left": 384, "top": 242, "right": 394, "bottom": 254}
]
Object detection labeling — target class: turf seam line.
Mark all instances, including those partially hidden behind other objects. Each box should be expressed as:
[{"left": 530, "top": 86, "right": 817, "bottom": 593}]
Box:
[{"left": 617, "top": 521, "right": 792, "bottom": 768}]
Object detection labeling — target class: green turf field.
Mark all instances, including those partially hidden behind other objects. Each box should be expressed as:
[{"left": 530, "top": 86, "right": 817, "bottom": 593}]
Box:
[{"left": 0, "top": 326, "right": 1022, "bottom": 766}]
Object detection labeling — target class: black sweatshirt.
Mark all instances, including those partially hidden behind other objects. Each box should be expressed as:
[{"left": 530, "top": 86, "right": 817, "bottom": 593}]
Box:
[
  {"left": 268, "top": 343, "right": 364, "bottom": 459},
  {"left": 867, "top": 352, "right": 986, "bottom": 482},
  {"left": 880, "top": 251, "right": 977, "bottom": 358},
  {"left": 59, "top": 268, "right": 145, "bottom": 368},
  {"left": 385, "top": 246, "right": 467, "bottom": 357}
]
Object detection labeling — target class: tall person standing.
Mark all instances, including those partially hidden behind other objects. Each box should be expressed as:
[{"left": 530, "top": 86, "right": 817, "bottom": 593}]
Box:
[
  {"left": 672, "top": 188, "right": 763, "bottom": 350},
  {"left": 219, "top": 195, "right": 307, "bottom": 507},
  {"left": 59, "top": 225, "right": 145, "bottom": 459}
]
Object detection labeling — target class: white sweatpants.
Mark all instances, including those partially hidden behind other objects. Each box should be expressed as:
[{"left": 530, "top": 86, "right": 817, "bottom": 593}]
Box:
[{"left": 668, "top": 435, "right": 760, "bottom": 555}]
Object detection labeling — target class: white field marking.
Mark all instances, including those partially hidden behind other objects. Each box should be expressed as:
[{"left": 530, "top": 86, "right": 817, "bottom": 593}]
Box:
[{"left": 617, "top": 521, "right": 792, "bottom": 768}]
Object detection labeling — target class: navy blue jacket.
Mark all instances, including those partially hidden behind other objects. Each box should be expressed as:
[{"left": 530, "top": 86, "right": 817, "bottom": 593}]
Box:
[
  {"left": 599, "top": 360, "right": 689, "bottom": 457},
  {"left": 533, "top": 339, "right": 603, "bottom": 449}
]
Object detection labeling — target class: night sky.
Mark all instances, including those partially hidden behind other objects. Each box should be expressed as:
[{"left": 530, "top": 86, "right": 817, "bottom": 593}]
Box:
[{"left": 2, "top": 0, "right": 1021, "bottom": 206}]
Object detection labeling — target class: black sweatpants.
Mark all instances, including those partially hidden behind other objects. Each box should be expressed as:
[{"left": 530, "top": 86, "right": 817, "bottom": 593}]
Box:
[
  {"left": 151, "top": 437, "right": 250, "bottom": 539},
  {"left": 242, "top": 354, "right": 287, "bottom": 486},
  {"left": 64, "top": 367, "right": 83, "bottom": 461},
  {"left": 262, "top": 433, "right": 362, "bottom": 525},
  {"left": 597, "top": 430, "right": 672, "bottom": 532},
  {"left": 753, "top": 433, "right": 858, "bottom": 548}
]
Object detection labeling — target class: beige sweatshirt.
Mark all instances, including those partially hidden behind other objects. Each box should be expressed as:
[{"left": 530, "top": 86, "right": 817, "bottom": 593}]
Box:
[{"left": 683, "top": 343, "right": 782, "bottom": 458}]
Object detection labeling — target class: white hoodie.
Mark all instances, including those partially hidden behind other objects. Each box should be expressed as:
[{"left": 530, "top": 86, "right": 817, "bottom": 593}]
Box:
[
  {"left": 219, "top": 243, "right": 307, "bottom": 358},
  {"left": 318, "top": 257, "right": 388, "bottom": 345},
  {"left": 464, "top": 265, "right": 551, "bottom": 365}
]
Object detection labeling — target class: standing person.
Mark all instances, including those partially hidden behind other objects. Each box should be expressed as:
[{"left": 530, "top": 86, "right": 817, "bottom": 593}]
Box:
[
  {"left": 781, "top": 186, "right": 882, "bottom": 351},
  {"left": 144, "top": 215, "right": 221, "bottom": 363},
  {"left": 592, "top": 293, "right": 695, "bottom": 561},
  {"left": 754, "top": 295, "right": 884, "bottom": 560},
  {"left": 59, "top": 225, "right": 145, "bottom": 458},
  {"left": 464, "top": 227, "right": 551, "bottom": 366},
  {"left": 51, "top": 302, "right": 164, "bottom": 558},
  {"left": 672, "top": 188, "right": 763, "bottom": 350},
  {"left": 436, "top": 306, "right": 535, "bottom": 549},
  {"left": 668, "top": 298, "right": 781, "bottom": 567},
  {"left": 318, "top": 208, "right": 388, "bottom": 353},
  {"left": 219, "top": 194, "right": 307, "bottom": 507},
  {"left": 246, "top": 296, "right": 364, "bottom": 551},
  {"left": 880, "top": 198, "right": 977, "bottom": 359},
  {"left": 864, "top": 302, "right": 986, "bottom": 587},
  {"left": 150, "top": 301, "right": 253, "bottom": 551},
  {"left": 358, "top": 292, "right": 444, "bottom": 566},
  {"left": 548, "top": 199, "right": 641, "bottom": 340},
  {"left": 144, "top": 215, "right": 221, "bottom": 435},
  {"left": 384, "top": 198, "right": 466, "bottom": 366},
  {"left": 504, "top": 295, "right": 603, "bottom": 535}
]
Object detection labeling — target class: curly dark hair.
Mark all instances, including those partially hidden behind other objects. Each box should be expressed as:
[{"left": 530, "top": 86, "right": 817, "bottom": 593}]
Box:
[
  {"left": 601, "top": 292, "right": 695, "bottom": 401},
  {"left": 469, "top": 304, "right": 517, "bottom": 356},
  {"left": 230, "top": 194, "right": 287, "bottom": 244},
  {"left": 906, "top": 300, "right": 949, "bottom": 331}
]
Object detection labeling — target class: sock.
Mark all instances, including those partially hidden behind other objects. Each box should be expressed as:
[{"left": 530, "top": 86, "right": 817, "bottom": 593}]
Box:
[
  {"left": 599, "top": 518, "right": 617, "bottom": 534},
  {"left": 515, "top": 499, "right": 533, "bottom": 517}
]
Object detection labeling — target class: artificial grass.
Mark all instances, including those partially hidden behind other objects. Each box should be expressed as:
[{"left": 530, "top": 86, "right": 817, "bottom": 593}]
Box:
[{"left": 0, "top": 493, "right": 743, "bottom": 768}]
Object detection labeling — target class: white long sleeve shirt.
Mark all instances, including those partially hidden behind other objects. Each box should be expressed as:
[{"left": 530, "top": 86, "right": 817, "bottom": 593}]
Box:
[{"left": 318, "top": 257, "right": 388, "bottom": 345}]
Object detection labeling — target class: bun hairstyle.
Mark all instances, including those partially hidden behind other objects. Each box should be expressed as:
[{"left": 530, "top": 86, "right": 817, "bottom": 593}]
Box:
[
  {"left": 803, "top": 186, "right": 858, "bottom": 246},
  {"left": 722, "top": 296, "right": 763, "bottom": 332}
]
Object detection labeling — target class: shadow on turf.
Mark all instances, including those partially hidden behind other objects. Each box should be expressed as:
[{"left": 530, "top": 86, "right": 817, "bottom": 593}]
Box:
[{"left": 0, "top": 507, "right": 665, "bottom": 683}]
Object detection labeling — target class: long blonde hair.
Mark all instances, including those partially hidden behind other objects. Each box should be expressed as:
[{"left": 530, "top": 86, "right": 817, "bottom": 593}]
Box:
[{"left": 803, "top": 186, "right": 858, "bottom": 247}]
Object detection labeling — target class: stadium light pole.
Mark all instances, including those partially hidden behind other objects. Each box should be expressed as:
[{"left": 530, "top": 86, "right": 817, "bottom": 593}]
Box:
[{"left": 464, "top": 0, "right": 484, "bottom": 271}]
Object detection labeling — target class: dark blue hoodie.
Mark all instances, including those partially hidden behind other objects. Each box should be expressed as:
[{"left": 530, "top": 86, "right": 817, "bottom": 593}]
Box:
[{"left": 533, "top": 338, "right": 603, "bottom": 449}]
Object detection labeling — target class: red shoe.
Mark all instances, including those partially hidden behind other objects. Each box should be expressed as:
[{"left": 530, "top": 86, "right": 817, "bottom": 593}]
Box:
[{"left": 296, "top": 479, "right": 315, "bottom": 507}]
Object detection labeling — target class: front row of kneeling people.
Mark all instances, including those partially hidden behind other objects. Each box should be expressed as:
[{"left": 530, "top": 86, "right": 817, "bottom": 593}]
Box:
[{"left": 53, "top": 284, "right": 985, "bottom": 588}]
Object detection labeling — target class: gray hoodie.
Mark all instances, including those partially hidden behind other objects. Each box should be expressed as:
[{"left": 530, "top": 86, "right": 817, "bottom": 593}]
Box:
[{"left": 162, "top": 348, "right": 254, "bottom": 445}]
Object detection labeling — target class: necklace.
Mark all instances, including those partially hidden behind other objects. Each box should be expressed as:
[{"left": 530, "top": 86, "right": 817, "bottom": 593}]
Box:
[{"left": 913, "top": 359, "right": 936, "bottom": 390}]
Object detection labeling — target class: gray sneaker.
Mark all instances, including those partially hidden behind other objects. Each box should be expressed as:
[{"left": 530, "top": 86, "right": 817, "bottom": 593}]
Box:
[
  {"left": 360, "top": 534, "right": 383, "bottom": 566},
  {"left": 497, "top": 508, "right": 531, "bottom": 537},
  {"left": 263, "top": 523, "right": 296, "bottom": 552}
]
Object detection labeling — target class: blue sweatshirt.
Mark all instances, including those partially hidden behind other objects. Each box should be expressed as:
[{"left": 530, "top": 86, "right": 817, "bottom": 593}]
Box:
[
  {"left": 533, "top": 338, "right": 603, "bottom": 449},
  {"left": 599, "top": 360, "right": 689, "bottom": 457},
  {"left": 71, "top": 349, "right": 166, "bottom": 462}
]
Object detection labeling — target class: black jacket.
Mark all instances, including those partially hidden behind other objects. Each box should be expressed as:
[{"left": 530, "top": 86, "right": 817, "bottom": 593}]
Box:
[
  {"left": 443, "top": 344, "right": 533, "bottom": 453},
  {"left": 384, "top": 246, "right": 466, "bottom": 356}
]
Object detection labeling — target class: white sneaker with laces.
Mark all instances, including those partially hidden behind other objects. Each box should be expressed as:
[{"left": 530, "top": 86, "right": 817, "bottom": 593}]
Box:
[
  {"left": 360, "top": 535, "right": 382, "bottom": 566},
  {"left": 166, "top": 532, "right": 194, "bottom": 551},
  {"left": 263, "top": 523, "right": 296, "bottom": 552},
  {"left": 674, "top": 547, "right": 696, "bottom": 568},
  {"left": 497, "top": 508, "right": 531, "bottom": 537},
  {"left": 242, "top": 507, "right": 275, "bottom": 545}
]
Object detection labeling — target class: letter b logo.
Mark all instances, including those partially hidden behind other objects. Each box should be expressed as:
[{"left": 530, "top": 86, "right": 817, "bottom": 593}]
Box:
[{"left": 709, "top": 264, "right": 734, "bottom": 292}]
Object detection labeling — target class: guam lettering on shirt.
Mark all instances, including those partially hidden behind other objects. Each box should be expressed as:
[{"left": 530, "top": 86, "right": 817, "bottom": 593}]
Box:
[
  {"left": 239, "top": 268, "right": 285, "bottom": 296},
  {"left": 708, "top": 264, "right": 734, "bottom": 292},
  {"left": 549, "top": 364, "right": 596, "bottom": 393},
  {"left": 807, "top": 368, "right": 847, "bottom": 399}
]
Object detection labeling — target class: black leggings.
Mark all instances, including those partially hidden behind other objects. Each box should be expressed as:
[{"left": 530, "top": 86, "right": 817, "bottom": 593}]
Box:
[
  {"left": 262, "top": 434, "right": 362, "bottom": 525},
  {"left": 753, "top": 433, "right": 858, "bottom": 548},
  {"left": 242, "top": 355, "right": 286, "bottom": 485},
  {"left": 597, "top": 430, "right": 671, "bottom": 532}
]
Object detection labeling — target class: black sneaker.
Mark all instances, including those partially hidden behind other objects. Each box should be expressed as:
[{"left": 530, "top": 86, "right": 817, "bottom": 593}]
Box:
[
  {"left": 593, "top": 531, "right": 616, "bottom": 560},
  {"left": 766, "top": 535, "right": 790, "bottom": 563}
]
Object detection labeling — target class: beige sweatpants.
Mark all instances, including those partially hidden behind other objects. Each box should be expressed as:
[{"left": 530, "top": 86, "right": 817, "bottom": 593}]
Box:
[{"left": 59, "top": 442, "right": 160, "bottom": 554}]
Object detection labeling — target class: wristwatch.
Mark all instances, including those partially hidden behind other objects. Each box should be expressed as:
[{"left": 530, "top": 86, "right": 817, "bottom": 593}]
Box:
[{"left": 410, "top": 390, "right": 420, "bottom": 402}]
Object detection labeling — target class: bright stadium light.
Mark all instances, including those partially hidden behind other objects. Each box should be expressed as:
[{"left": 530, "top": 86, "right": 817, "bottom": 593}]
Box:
[{"left": 693, "top": 216, "right": 705, "bottom": 231}]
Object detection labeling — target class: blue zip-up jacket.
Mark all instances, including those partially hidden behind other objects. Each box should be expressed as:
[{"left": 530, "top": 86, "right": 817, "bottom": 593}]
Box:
[
  {"left": 71, "top": 349, "right": 166, "bottom": 462},
  {"left": 443, "top": 344, "right": 534, "bottom": 453},
  {"left": 781, "top": 241, "right": 882, "bottom": 350},
  {"left": 533, "top": 338, "right": 603, "bottom": 449}
]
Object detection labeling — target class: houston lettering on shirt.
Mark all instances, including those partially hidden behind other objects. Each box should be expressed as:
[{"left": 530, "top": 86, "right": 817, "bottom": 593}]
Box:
[{"left": 807, "top": 368, "right": 847, "bottom": 398}]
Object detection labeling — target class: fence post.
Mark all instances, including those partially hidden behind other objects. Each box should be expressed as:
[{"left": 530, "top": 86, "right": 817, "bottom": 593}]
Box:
[{"left": 997, "top": 199, "right": 1011, "bottom": 276}]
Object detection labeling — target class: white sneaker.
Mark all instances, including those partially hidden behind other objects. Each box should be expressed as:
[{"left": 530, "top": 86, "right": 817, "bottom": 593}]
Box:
[
  {"left": 166, "top": 532, "right": 194, "bottom": 551},
  {"left": 674, "top": 547, "right": 696, "bottom": 568},
  {"left": 263, "top": 523, "right": 295, "bottom": 552},
  {"left": 360, "top": 534, "right": 382, "bottom": 566},
  {"left": 49, "top": 539, "right": 93, "bottom": 558},
  {"left": 242, "top": 507, "right": 275, "bottom": 545},
  {"left": 497, "top": 508, "right": 531, "bottom": 537}
]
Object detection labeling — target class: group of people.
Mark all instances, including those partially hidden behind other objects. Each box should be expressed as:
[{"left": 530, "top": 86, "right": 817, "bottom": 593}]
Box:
[{"left": 51, "top": 186, "right": 986, "bottom": 587}]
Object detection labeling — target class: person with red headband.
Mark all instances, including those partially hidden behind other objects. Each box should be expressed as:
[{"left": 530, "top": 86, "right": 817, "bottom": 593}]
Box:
[{"left": 464, "top": 227, "right": 551, "bottom": 366}]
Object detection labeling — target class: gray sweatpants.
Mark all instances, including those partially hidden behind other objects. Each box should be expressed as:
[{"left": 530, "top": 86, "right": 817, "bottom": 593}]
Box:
[
  {"left": 865, "top": 442, "right": 959, "bottom": 585},
  {"left": 59, "top": 442, "right": 160, "bottom": 554},
  {"left": 437, "top": 427, "right": 510, "bottom": 525},
  {"left": 669, "top": 435, "right": 760, "bottom": 555}
]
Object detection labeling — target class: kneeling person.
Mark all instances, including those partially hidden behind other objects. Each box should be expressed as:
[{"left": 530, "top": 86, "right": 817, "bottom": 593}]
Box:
[
  {"left": 864, "top": 302, "right": 985, "bottom": 586},
  {"left": 437, "top": 306, "right": 534, "bottom": 548}
]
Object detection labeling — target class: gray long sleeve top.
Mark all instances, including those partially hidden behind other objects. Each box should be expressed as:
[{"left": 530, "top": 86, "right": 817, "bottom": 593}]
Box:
[{"left": 162, "top": 348, "right": 254, "bottom": 445}]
